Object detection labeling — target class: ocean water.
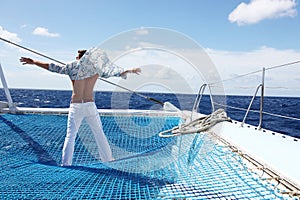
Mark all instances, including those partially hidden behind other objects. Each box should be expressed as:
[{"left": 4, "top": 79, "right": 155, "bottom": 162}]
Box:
[{"left": 0, "top": 89, "right": 299, "bottom": 139}]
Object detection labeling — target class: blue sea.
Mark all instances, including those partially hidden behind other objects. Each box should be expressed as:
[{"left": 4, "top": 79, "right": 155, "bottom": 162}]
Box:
[{"left": 1, "top": 89, "right": 299, "bottom": 139}]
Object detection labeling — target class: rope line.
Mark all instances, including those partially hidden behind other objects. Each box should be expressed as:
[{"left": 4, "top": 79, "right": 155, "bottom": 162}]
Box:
[{"left": 159, "top": 109, "right": 231, "bottom": 138}]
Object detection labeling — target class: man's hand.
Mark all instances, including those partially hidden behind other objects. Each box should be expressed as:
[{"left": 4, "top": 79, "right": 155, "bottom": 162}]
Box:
[
  {"left": 120, "top": 68, "right": 141, "bottom": 77},
  {"left": 131, "top": 68, "right": 141, "bottom": 75},
  {"left": 19, "top": 57, "right": 34, "bottom": 65}
]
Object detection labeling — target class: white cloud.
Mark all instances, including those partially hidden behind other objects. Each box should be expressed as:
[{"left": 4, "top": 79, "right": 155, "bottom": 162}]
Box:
[
  {"left": 228, "top": 0, "right": 297, "bottom": 25},
  {"left": 32, "top": 27, "right": 60, "bottom": 37},
  {"left": 0, "top": 26, "right": 21, "bottom": 43}
]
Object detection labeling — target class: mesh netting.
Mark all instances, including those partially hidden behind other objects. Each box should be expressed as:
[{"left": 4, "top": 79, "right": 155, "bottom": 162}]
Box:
[
  {"left": 79, "top": 114, "right": 201, "bottom": 173},
  {"left": 0, "top": 113, "right": 293, "bottom": 199}
]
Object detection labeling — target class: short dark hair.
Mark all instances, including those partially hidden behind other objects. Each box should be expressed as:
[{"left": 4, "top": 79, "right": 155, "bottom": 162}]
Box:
[{"left": 77, "top": 50, "right": 87, "bottom": 59}]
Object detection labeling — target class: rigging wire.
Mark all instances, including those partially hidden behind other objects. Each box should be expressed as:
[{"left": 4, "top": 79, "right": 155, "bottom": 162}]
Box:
[
  {"left": 266, "top": 60, "right": 300, "bottom": 71},
  {"left": 208, "top": 60, "right": 300, "bottom": 86},
  {"left": 0, "top": 37, "right": 65, "bottom": 65},
  {"left": 206, "top": 58, "right": 300, "bottom": 124},
  {"left": 0, "top": 36, "right": 164, "bottom": 106},
  {"left": 1, "top": 36, "right": 299, "bottom": 118},
  {"left": 214, "top": 102, "right": 300, "bottom": 121}
]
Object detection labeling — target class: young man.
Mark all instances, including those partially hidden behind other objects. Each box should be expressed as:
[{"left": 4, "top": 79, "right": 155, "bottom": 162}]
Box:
[{"left": 20, "top": 49, "right": 141, "bottom": 166}]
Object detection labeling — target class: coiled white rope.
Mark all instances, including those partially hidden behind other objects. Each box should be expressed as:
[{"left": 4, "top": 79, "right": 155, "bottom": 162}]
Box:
[{"left": 159, "top": 109, "right": 232, "bottom": 138}]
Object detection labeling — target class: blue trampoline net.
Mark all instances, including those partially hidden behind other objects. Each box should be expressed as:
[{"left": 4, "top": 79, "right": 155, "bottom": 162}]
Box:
[{"left": 0, "top": 113, "right": 296, "bottom": 199}]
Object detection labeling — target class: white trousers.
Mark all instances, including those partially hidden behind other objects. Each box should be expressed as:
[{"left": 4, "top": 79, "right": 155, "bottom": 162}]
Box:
[{"left": 61, "top": 102, "right": 113, "bottom": 166}]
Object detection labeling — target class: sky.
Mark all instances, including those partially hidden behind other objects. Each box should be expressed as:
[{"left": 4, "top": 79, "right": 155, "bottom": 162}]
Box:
[{"left": 0, "top": 0, "right": 300, "bottom": 96}]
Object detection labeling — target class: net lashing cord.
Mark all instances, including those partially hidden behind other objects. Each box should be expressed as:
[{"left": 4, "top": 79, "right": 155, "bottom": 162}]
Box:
[{"left": 159, "top": 109, "right": 232, "bottom": 138}]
